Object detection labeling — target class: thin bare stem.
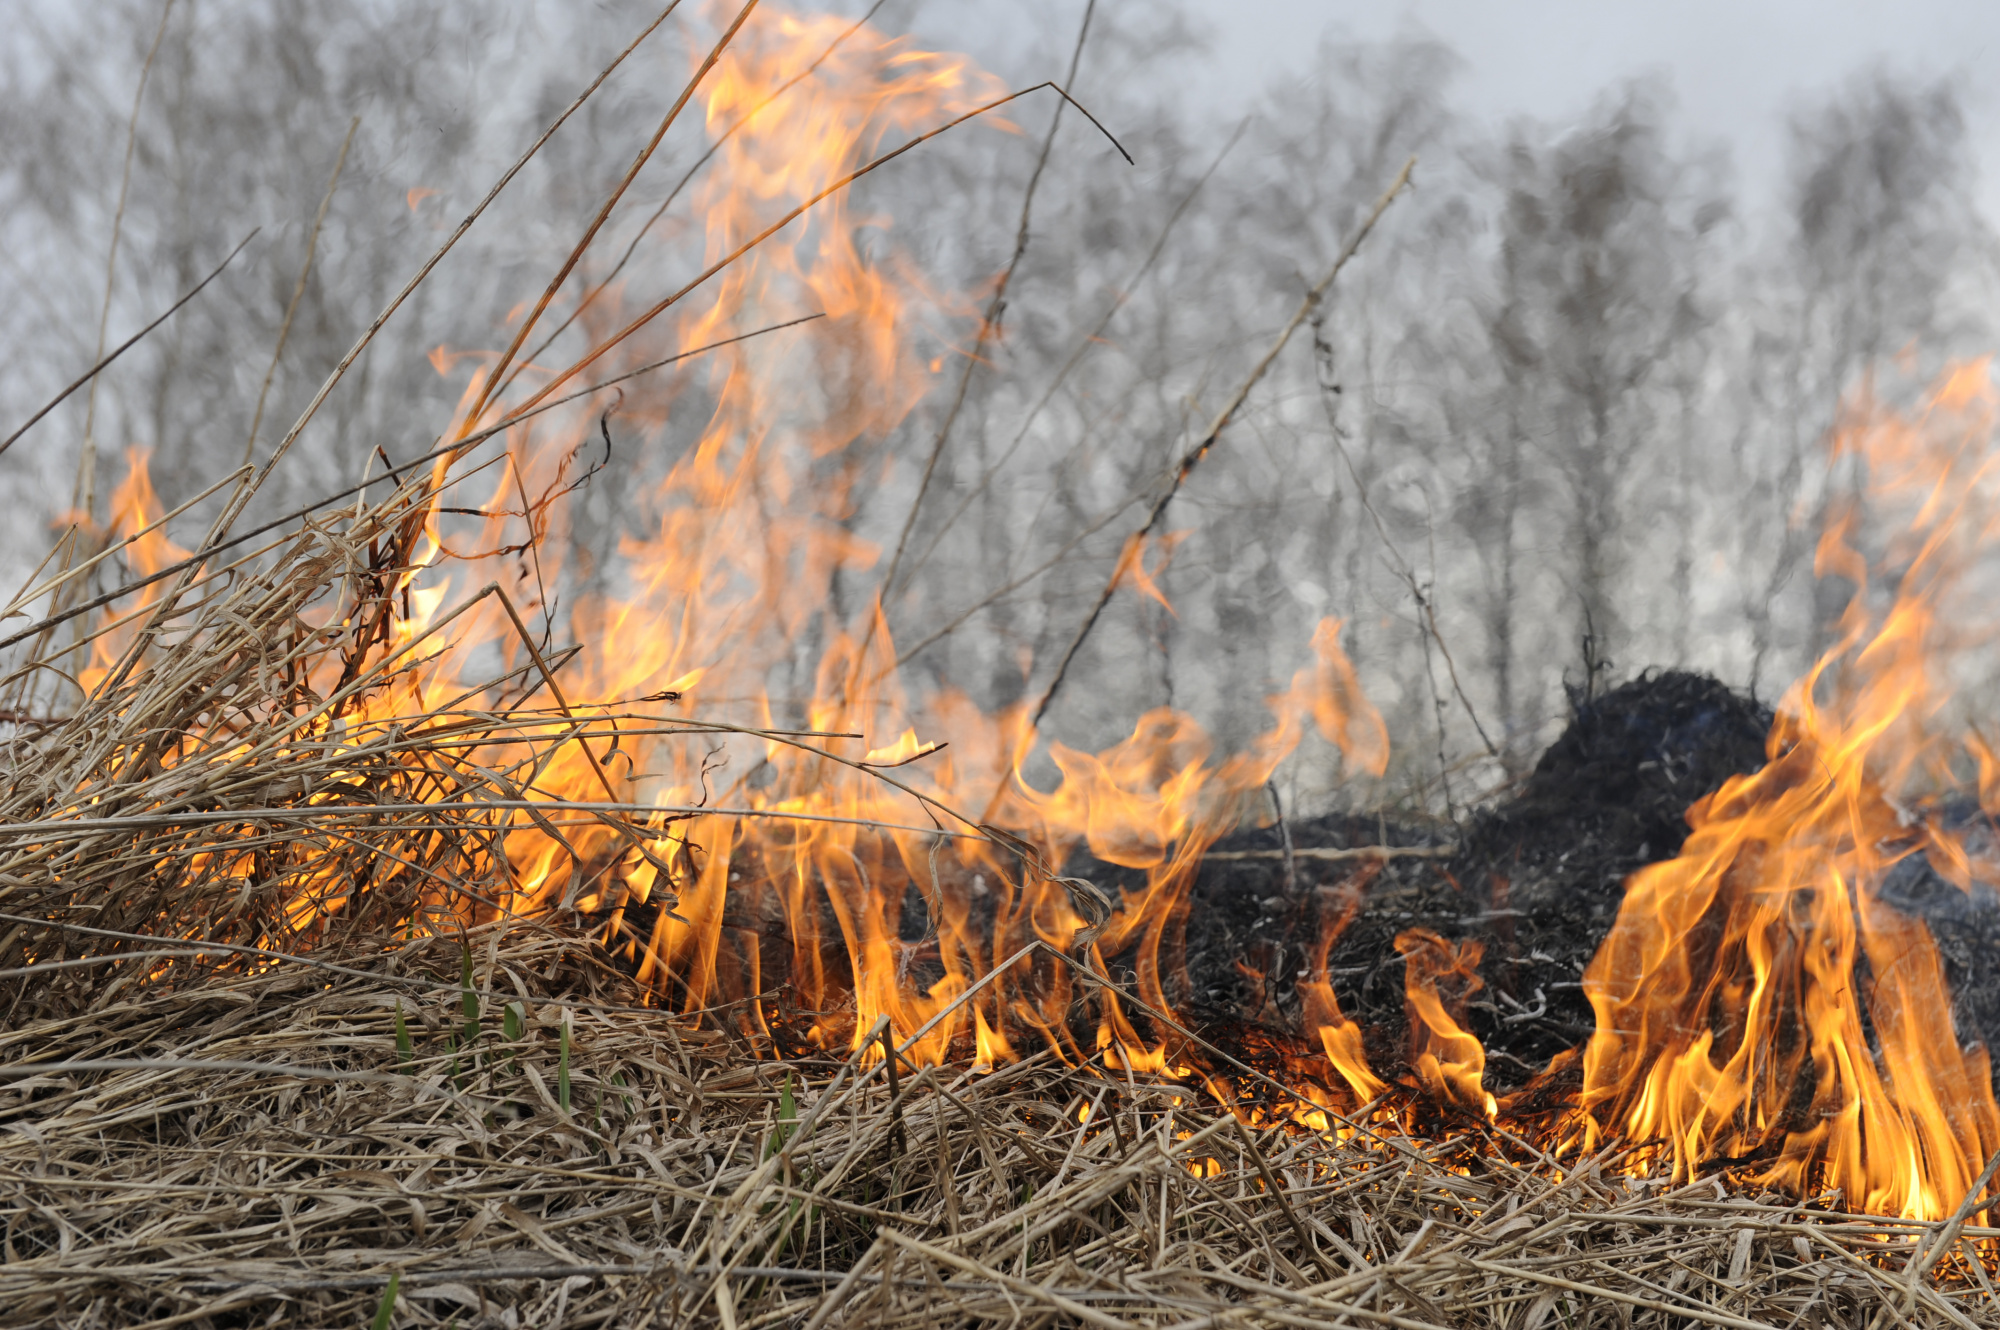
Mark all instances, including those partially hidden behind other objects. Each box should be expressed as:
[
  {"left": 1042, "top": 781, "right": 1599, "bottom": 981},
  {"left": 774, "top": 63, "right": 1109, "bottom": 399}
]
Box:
[
  {"left": 76, "top": 0, "right": 177, "bottom": 516},
  {"left": 496, "top": 83, "right": 1130, "bottom": 429},
  {"left": 1028, "top": 157, "right": 1415, "bottom": 731},
  {"left": 464, "top": 0, "right": 739, "bottom": 430},
  {"left": 874, "top": 0, "right": 1101, "bottom": 610},
  {"left": 895, "top": 117, "right": 1245, "bottom": 596},
  {"left": 236, "top": 0, "right": 681, "bottom": 513},
  {"left": 242, "top": 117, "right": 359, "bottom": 467},
  {"left": 498, "top": 0, "right": 889, "bottom": 399},
  {"left": 0, "top": 233, "right": 257, "bottom": 462}
]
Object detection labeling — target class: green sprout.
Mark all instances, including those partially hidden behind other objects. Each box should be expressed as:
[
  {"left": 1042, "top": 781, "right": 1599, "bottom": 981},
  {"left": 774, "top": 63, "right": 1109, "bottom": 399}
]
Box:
[
  {"left": 558, "top": 1017, "right": 572, "bottom": 1115},
  {"left": 392, "top": 1001, "right": 413, "bottom": 1070}
]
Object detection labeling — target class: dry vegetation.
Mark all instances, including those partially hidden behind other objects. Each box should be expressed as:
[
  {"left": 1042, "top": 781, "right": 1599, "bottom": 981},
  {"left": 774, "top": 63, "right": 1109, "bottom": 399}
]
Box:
[
  {"left": 4, "top": 4, "right": 2000, "bottom": 1327},
  {"left": 9, "top": 929, "right": 2000, "bottom": 1328},
  {"left": 0, "top": 480, "right": 1988, "bottom": 1324},
  {"left": 0, "top": 417, "right": 1989, "bottom": 1326}
]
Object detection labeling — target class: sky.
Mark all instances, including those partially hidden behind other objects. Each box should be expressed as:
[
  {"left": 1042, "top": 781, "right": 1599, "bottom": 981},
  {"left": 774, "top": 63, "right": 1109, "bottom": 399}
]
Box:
[
  {"left": 1181, "top": 0, "right": 2000, "bottom": 218},
  {"left": 915, "top": 0, "right": 2000, "bottom": 222}
]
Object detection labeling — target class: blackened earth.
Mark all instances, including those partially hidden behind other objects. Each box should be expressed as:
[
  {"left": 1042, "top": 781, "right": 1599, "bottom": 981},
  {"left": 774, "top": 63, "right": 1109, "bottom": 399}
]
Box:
[
  {"left": 1082, "top": 669, "right": 2000, "bottom": 1096},
  {"left": 664, "top": 669, "right": 2000, "bottom": 1100}
]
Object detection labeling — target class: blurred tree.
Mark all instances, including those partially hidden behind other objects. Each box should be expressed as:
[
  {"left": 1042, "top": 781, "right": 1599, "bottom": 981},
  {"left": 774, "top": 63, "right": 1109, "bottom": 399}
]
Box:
[
  {"left": 1, "top": 2, "right": 1995, "bottom": 811},
  {"left": 1480, "top": 86, "right": 1726, "bottom": 693}
]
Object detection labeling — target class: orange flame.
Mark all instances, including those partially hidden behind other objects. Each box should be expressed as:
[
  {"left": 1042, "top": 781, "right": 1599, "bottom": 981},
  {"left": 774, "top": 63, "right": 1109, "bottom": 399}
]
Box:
[
  {"left": 68, "top": 1, "right": 2000, "bottom": 1226},
  {"left": 74, "top": 448, "right": 193, "bottom": 696},
  {"left": 1579, "top": 361, "right": 2000, "bottom": 1219},
  {"left": 1110, "top": 529, "right": 1190, "bottom": 617},
  {"left": 1298, "top": 870, "right": 1388, "bottom": 1104},
  {"left": 1397, "top": 928, "right": 1497, "bottom": 1119},
  {"left": 333, "top": 8, "right": 1406, "bottom": 1098}
]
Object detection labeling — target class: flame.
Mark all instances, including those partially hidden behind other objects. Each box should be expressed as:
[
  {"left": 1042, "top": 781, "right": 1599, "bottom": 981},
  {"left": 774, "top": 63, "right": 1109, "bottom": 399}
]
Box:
[
  {"left": 74, "top": 448, "right": 193, "bottom": 696},
  {"left": 63, "top": 0, "right": 2000, "bottom": 1228},
  {"left": 1298, "top": 870, "right": 1388, "bottom": 1104},
  {"left": 1579, "top": 362, "right": 2000, "bottom": 1219},
  {"left": 1109, "top": 530, "right": 1190, "bottom": 617},
  {"left": 212, "top": 6, "right": 1399, "bottom": 1103},
  {"left": 861, "top": 728, "right": 939, "bottom": 767},
  {"left": 1397, "top": 928, "right": 1497, "bottom": 1119}
]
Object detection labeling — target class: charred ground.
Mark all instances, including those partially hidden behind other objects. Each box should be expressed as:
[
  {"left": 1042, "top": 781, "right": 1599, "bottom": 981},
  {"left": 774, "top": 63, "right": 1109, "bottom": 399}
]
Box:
[
  {"left": 1150, "top": 669, "right": 2000, "bottom": 1102},
  {"left": 700, "top": 670, "right": 2000, "bottom": 1109}
]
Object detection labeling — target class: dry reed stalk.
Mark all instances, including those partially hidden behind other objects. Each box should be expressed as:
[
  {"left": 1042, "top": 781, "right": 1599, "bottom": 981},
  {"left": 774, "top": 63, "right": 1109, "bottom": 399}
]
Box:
[
  {"left": 0, "top": 17, "right": 1992, "bottom": 1327},
  {"left": 0, "top": 434, "right": 1987, "bottom": 1326},
  {"left": 76, "top": 0, "right": 178, "bottom": 507},
  {"left": 240, "top": 116, "right": 360, "bottom": 467},
  {"left": 1027, "top": 155, "right": 1417, "bottom": 730},
  {"left": 3, "top": 929, "right": 1994, "bottom": 1327}
]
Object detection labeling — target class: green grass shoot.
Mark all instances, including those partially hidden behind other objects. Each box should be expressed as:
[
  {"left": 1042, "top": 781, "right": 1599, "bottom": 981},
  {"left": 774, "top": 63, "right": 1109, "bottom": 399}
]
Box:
[
  {"left": 766, "top": 1071, "right": 798, "bottom": 1158},
  {"left": 393, "top": 1001, "right": 413, "bottom": 1070},
  {"left": 459, "top": 943, "right": 480, "bottom": 1055},
  {"left": 503, "top": 1000, "right": 525, "bottom": 1071},
  {"left": 371, "top": 1271, "right": 400, "bottom": 1330},
  {"left": 558, "top": 1017, "right": 572, "bottom": 1114}
]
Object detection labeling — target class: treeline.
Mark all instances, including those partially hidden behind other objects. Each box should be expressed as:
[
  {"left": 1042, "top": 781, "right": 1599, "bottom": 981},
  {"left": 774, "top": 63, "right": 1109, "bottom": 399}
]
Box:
[{"left": 1, "top": 0, "right": 1991, "bottom": 811}]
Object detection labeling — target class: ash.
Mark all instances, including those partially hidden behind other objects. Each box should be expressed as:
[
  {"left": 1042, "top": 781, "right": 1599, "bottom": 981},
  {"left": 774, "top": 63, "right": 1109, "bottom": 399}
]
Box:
[{"left": 1091, "top": 670, "right": 2000, "bottom": 1096}]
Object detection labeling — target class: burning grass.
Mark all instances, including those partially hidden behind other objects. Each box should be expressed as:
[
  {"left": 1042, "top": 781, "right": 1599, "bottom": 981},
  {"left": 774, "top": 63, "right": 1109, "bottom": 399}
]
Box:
[
  {"left": 6, "top": 2, "right": 2000, "bottom": 1324},
  {"left": 1, "top": 507, "right": 1991, "bottom": 1325},
  {"left": 0, "top": 443, "right": 1995, "bottom": 1325},
  {"left": 7, "top": 925, "right": 1999, "bottom": 1328}
]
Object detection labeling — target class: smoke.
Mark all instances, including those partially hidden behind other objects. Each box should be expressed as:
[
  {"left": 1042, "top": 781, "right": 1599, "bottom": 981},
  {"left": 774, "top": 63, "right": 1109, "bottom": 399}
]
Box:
[{"left": 1, "top": 0, "right": 1994, "bottom": 809}]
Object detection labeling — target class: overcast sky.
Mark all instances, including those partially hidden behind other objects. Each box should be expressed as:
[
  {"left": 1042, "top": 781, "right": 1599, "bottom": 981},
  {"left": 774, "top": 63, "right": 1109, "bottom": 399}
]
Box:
[
  {"left": 1213, "top": 1, "right": 2000, "bottom": 214},
  {"left": 930, "top": 0, "right": 2000, "bottom": 221}
]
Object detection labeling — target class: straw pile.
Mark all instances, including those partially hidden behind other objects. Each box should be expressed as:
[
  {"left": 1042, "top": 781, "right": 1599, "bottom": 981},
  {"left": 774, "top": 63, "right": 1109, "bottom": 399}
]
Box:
[
  {"left": 4, "top": 923, "right": 1997, "bottom": 1328},
  {"left": 0, "top": 452, "right": 1991, "bottom": 1325},
  {"left": 0, "top": 452, "right": 1990, "bottom": 1330},
  {"left": 2, "top": 14, "right": 1997, "bottom": 1328}
]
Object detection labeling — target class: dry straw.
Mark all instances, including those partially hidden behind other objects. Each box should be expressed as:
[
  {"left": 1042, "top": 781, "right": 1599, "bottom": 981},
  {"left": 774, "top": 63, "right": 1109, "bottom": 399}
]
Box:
[
  {"left": 0, "top": 4, "right": 1995, "bottom": 1326},
  {"left": 5, "top": 933, "right": 1996, "bottom": 1327}
]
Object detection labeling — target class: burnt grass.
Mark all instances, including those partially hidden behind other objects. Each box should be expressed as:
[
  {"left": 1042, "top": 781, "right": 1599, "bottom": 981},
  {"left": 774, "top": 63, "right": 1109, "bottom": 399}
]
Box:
[
  {"left": 690, "top": 669, "right": 2000, "bottom": 1107},
  {"left": 1141, "top": 670, "right": 1779, "bottom": 1095},
  {"left": 1122, "top": 668, "right": 2000, "bottom": 1102}
]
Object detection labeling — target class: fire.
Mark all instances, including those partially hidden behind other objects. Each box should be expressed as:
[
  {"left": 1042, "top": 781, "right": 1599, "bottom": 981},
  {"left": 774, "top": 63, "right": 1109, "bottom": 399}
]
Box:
[
  {"left": 1297, "top": 870, "right": 1387, "bottom": 1105},
  {"left": 860, "top": 729, "right": 940, "bottom": 767},
  {"left": 71, "top": 447, "right": 192, "bottom": 697},
  {"left": 1398, "top": 928, "right": 1497, "bottom": 1119},
  {"left": 60, "top": 1, "right": 2000, "bottom": 1228},
  {"left": 1578, "top": 362, "right": 2000, "bottom": 1220},
  {"left": 334, "top": 1, "right": 1399, "bottom": 1080}
]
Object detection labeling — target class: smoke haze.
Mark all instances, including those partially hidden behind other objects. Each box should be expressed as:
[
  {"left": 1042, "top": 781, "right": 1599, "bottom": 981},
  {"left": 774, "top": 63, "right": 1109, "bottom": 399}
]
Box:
[{"left": 3, "top": 0, "right": 1993, "bottom": 809}]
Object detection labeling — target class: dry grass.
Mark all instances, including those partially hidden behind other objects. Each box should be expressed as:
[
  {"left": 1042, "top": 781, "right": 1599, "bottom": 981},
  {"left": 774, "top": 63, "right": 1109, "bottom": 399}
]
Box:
[
  {"left": 1, "top": 11, "right": 1997, "bottom": 1326},
  {"left": 0, "top": 456, "right": 1990, "bottom": 1323},
  {"left": 3, "top": 926, "right": 1997, "bottom": 1328}
]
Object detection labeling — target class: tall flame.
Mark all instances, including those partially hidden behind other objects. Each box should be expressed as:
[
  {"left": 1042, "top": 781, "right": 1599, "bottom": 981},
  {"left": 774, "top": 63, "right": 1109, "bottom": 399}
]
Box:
[
  {"left": 336, "top": 4, "right": 1397, "bottom": 1083},
  {"left": 73, "top": 448, "right": 193, "bottom": 697},
  {"left": 1579, "top": 362, "right": 2000, "bottom": 1219},
  {"left": 1399, "top": 928, "right": 1497, "bottom": 1119},
  {"left": 64, "top": 1, "right": 2000, "bottom": 1226}
]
